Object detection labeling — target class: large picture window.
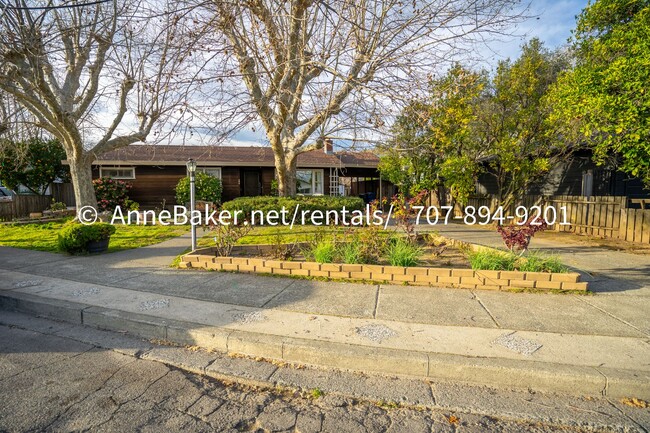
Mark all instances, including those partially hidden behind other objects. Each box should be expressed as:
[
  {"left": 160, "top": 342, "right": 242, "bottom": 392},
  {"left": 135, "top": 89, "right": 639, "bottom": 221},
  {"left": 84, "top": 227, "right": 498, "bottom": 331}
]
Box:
[
  {"left": 296, "top": 169, "right": 324, "bottom": 195},
  {"left": 197, "top": 167, "right": 222, "bottom": 179},
  {"left": 99, "top": 167, "right": 135, "bottom": 179}
]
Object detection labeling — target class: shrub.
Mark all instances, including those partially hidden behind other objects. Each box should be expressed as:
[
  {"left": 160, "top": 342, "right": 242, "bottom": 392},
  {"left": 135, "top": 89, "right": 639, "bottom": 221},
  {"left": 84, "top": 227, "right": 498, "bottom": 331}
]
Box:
[
  {"left": 222, "top": 195, "right": 364, "bottom": 224},
  {"left": 387, "top": 238, "right": 423, "bottom": 267},
  {"left": 351, "top": 225, "right": 390, "bottom": 264},
  {"left": 497, "top": 217, "right": 548, "bottom": 253},
  {"left": 312, "top": 241, "right": 336, "bottom": 263},
  {"left": 57, "top": 222, "right": 116, "bottom": 254},
  {"left": 123, "top": 199, "right": 139, "bottom": 211},
  {"left": 175, "top": 171, "right": 223, "bottom": 205},
  {"left": 49, "top": 199, "right": 66, "bottom": 211},
  {"left": 207, "top": 220, "right": 252, "bottom": 256},
  {"left": 93, "top": 177, "right": 132, "bottom": 212},
  {"left": 269, "top": 230, "right": 300, "bottom": 260},
  {"left": 382, "top": 190, "right": 428, "bottom": 243}
]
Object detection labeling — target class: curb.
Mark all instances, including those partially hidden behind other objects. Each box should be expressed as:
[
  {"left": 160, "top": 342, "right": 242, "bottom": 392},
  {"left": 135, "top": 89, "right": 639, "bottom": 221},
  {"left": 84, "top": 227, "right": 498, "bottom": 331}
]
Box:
[{"left": 1, "top": 291, "right": 648, "bottom": 400}]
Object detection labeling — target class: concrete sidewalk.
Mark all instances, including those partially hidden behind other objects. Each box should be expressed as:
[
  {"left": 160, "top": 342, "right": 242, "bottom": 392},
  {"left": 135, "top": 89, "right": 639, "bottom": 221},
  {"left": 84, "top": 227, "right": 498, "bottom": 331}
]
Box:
[{"left": 1, "top": 231, "right": 649, "bottom": 399}]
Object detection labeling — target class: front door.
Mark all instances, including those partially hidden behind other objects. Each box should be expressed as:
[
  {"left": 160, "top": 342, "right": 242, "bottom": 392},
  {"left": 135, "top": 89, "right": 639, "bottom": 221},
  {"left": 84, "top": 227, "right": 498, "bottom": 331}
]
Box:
[{"left": 242, "top": 170, "right": 261, "bottom": 196}]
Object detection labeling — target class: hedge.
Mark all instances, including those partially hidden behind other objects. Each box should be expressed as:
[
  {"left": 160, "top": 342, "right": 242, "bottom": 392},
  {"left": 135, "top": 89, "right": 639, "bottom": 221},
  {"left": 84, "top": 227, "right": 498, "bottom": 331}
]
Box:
[
  {"left": 57, "top": 222, "right": 116, "bottom": 254},
  {"left": 222, "top": 195, "right": 365, "bottom": 224}
]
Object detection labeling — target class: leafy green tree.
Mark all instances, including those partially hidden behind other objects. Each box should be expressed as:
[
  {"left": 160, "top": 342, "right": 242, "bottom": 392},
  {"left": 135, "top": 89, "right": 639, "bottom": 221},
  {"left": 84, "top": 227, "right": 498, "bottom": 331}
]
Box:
[
  {"left": 479, "top": 39, "right": 570, "bottom": 209},
  {"left": 548, "top": 0, "right": 650, "bottom": 186},
  {"left": 379, "top": 65, "right": 486, "bottom": 203},
  {"left": 0, "top": 138, "right": 69, "bottom": 195},
  {"left": 378, "top": 100, "right": 439, "bottom": 196},
  {"left": 427, "top": 65, "right": 487, "bottom": 204}
]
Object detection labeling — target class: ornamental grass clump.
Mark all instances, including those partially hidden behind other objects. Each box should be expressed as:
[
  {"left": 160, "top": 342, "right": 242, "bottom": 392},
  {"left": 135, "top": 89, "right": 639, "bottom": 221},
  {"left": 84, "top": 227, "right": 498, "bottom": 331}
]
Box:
[
  {"left": 468, "top": 249, "right": 568, "bottom": 273},
  {"left": 312, "top": 241, "right": 336, "bottom": 263},
  {"left": 387, "top": 238, "right": 423, "bottom": 267},
  {"left": 467, "top": 250, "right": 516, "bottom": 271},
  {"left": 337, "top": 241, "right": 362, "bottom": 264},
  {"left": 516, "top": 252, "right": 568, "bottom": 273}
]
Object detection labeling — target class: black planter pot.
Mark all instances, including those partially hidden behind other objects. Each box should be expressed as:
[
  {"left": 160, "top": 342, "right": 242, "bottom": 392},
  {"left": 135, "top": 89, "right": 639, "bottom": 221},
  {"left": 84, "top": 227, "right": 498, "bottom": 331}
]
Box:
[{"left": 86, "top": 237, "right": 110, "bottom": 254}]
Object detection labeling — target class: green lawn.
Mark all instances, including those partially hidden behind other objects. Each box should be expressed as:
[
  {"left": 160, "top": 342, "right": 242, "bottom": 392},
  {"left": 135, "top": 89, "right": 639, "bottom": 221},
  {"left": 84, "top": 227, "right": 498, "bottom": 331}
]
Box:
[
  {"left": 198, "top": 224, "right": 347, "bottom": 247},
  {"left": 197, "top": 224, "right": 398, "bottom": 248},
  {"left": 0, "top": 219, "right": 188, "bottom": 253}
]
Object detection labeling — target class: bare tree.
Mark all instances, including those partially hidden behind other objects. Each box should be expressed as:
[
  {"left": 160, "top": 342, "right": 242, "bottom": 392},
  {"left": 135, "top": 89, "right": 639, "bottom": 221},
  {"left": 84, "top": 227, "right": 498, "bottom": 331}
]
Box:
[
  {"left": 0, "top": 0, "right": 191, "bottom": 209},
  {"left": 194, "top": 0, "right": 523, "bottom": 196}
]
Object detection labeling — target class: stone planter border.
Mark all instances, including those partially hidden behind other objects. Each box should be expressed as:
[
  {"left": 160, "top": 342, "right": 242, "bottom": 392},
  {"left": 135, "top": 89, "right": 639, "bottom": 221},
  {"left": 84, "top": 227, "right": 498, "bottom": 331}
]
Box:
[{"left": 179, "top": 253, "right": 588, "bottom": 292}]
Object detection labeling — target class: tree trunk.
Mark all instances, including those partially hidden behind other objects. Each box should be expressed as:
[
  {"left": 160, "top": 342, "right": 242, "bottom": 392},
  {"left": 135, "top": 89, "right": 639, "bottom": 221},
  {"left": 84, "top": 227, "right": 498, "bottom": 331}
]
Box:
[
  {"left": 275, "top": 152, "right": 298, "bottom": 197},
  {"left": 68, "top": 156, "right": 98, "bottom": 211}
]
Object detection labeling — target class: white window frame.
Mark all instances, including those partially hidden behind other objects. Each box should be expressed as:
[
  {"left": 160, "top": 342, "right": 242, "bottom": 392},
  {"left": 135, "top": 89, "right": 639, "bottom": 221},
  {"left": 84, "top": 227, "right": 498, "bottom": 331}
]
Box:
[
  {"left": 296, "top": 169, "right": 324, "bottom": 195},
  {"left": 99, "top": 166, "right": 135, "bottom": 180},
  {"left": 197, "top": 167, "right": 222, "bottom": 179}
]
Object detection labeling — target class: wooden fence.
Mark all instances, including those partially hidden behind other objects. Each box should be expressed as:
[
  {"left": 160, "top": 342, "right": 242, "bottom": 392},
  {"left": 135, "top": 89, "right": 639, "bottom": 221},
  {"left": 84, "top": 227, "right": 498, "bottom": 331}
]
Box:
[
  {"left": 0, "top": 195, "right": 53, "bottom": 222},
  {"left": 51, "top": 183, "right": 76, "bottom": 207},
  {"left": 542, "top": 195, "right": 650, "bottom": 244},
  {"left": 432, "top": 194, "right": 650, "bottom": 244}
]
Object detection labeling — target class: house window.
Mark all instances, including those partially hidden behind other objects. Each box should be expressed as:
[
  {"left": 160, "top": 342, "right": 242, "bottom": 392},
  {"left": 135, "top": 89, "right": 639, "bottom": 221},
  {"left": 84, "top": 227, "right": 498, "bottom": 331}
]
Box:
[
  {"left": 197, "top": 167, "right": 222, "bottom": 179},
  {"left": 99, "top": 167, "right": 135, "bottom": 179},
  {"left": 296, "top": 169, "right": 324, "bottom": 195}
]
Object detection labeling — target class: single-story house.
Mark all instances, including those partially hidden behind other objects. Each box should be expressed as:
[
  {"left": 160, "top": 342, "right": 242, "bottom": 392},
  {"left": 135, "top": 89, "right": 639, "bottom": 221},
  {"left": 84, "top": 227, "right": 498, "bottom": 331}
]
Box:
[
  {"left": 92, "top": 144, "right": 391, "bottom": 208},
  {"left": 476, "top": 149, "right": 650, "bottom": 201}
]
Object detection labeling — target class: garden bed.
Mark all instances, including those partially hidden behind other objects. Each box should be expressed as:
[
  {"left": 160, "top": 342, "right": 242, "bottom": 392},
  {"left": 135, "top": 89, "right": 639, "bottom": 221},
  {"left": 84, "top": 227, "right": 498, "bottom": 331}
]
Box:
[{"left": 180, "top": 244, "right": 587, "bottom": 292}]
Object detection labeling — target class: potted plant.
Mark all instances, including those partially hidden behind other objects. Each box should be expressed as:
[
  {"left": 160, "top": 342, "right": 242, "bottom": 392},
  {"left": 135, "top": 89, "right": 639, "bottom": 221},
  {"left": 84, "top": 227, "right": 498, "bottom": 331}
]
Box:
[{"left": 58, "top": 222, "right": 117, "bottom": 254}]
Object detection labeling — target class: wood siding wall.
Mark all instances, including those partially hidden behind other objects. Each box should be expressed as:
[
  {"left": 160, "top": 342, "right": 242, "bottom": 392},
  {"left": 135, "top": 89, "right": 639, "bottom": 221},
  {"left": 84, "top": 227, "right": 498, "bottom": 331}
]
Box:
[
  {"left": 221, "top": 167, "right": 241, "bottom": 202},
  {"left": 93, "top": 165, "right": 186, "bottom": 208},
  {"left": 93, "top": 164, "right": 343, "bottom": 207}
]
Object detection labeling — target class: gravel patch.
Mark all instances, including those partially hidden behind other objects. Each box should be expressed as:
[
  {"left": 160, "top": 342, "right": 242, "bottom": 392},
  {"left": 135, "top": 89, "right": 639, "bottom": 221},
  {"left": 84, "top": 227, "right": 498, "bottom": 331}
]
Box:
[
  {"left": 12, "top": 280, "right": 43, "bottom": 289},
  {"left": 139, "top": 299, "right": 170, "bottom": 311},
  {"left": 233, "top": 311, "right": 267, "bottom": 324},
  {"left": 492, "top": 332, "right": 542, "bottom": 356},
  {"left": 355, "top": 324, "right": 397, "bottom": 343},
  {"left": 72, "top": 287, "right": 100, "bottom": 297}
]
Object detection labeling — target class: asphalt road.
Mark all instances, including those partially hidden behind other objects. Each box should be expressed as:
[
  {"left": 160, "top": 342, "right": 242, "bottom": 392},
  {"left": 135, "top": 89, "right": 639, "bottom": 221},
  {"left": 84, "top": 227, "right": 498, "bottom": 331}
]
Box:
[{"left": 0, "top": 323, "right": 614, "bottom": 433}]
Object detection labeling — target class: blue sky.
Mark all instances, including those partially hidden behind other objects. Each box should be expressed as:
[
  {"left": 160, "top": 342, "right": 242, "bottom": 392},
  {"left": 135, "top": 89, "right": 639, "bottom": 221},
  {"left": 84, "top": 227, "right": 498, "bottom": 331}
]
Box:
[{"left": 481, "top": 0, "right": 588, "bottom": 64}]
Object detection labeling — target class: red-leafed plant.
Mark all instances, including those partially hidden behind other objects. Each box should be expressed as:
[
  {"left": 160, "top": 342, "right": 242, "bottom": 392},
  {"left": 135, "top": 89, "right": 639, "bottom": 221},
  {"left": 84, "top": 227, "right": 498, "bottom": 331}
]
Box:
[{"left": 497, "top": 217, "right": 548, "bottom": 254}]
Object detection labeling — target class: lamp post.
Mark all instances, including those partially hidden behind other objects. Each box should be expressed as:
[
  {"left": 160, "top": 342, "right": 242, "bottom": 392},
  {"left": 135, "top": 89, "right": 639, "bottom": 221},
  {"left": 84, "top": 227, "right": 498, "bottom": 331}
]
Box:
[{"left": 186, "top": 158, "right": 197, "bottom": 251}]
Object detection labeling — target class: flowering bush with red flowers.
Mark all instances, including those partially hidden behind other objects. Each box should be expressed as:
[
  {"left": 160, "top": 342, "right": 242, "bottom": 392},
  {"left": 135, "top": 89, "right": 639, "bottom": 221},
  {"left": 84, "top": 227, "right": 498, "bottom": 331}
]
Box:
[{"left": 93, "top": 177, "right": 132, "bottom": 212}]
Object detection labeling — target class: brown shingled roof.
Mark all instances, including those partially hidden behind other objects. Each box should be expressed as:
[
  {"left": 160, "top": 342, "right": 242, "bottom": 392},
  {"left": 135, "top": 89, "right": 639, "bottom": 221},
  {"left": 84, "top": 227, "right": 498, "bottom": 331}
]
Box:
[{"left": 94, "top": 145, "right": 378, "bottom": 168}]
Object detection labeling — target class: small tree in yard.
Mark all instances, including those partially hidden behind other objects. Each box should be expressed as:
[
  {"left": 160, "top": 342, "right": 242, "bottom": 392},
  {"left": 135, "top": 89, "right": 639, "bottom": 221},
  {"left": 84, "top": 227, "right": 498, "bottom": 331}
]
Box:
[
  {"left": 0, "top": 138, "right": 68, "bottom": 195},
  {"left": 0, "top": 0, "right": 193, "bottom": 210},
  {"left": 479, "top": 39, "right": 571, "bottom": 210}
]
